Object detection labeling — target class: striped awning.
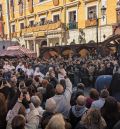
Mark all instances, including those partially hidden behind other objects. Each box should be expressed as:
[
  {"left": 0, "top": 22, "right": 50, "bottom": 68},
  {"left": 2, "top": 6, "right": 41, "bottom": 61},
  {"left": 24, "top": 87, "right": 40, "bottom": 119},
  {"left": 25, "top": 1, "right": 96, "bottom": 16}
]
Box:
[
  {"left": 0, "top": 46, "right": 37, "bottom": 58},
  {"left": 0, "top": 50, "right": 25, "bottom": 57}
]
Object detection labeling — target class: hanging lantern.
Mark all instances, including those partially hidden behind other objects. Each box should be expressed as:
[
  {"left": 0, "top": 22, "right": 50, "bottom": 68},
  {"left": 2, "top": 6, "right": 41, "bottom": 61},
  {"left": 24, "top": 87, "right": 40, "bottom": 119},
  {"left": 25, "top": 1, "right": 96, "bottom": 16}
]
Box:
[{"left": 53, "top": 0, "right": 59, "bottom": 6}]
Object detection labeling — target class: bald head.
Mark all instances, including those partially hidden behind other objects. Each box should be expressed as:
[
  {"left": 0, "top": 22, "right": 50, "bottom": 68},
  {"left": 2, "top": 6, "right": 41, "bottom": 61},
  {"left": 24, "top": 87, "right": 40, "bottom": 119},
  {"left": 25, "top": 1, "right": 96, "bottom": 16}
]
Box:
[
  {"left": 55, "top": 84, "right": 64, "bottom": 95},
  {"left": 76, "top": 95, "right": 86, "bottom": 106}
]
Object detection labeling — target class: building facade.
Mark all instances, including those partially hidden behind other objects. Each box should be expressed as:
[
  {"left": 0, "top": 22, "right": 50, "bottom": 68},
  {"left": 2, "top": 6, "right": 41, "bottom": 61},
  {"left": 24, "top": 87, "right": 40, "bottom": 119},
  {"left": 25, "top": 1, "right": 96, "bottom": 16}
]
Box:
[{"left": 0, "top": 0, "right": 119, "bottom": 56}]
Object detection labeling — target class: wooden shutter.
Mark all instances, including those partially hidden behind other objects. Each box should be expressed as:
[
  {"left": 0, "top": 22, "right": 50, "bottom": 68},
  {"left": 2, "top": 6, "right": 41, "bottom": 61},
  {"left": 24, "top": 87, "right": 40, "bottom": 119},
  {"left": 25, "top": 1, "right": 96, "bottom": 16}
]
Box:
[
  {"left": 53, "top": 0, "right": 59, "bottom": 6},
  {"left": 28, "top": 0, "right": 34, "bottom": 13}
]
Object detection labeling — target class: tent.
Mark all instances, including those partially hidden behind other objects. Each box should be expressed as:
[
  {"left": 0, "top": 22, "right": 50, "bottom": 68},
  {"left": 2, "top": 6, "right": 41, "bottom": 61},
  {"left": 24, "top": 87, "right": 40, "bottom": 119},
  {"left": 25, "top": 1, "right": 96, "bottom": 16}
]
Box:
[{"left": 0, "top": 46, "right": 37, "bottom": 58}]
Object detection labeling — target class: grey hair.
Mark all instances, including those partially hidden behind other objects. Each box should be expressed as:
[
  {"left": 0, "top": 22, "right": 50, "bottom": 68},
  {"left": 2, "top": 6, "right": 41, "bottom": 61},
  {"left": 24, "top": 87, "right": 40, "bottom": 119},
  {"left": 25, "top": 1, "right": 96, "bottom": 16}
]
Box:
[
  {"left": 45, "top": 98, "right": 56, "bottom": 113},
  {"left": 31, "top": 96, "right": 41, "bottom": 108}
]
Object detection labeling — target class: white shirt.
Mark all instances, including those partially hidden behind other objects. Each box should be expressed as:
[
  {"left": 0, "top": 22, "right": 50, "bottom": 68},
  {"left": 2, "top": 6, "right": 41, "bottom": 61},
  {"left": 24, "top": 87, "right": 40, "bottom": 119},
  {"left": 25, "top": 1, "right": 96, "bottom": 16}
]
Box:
[
  {"left": 3, "top": 65, "right": 11, "bottom": 72},
  {"left": 58, "top": 68, "right": 66, "bottom": 81},
  {"left": 26, "top": 68, "right": 34, "bottom": 77},
  {"left": 16, "top": 65, "right": 26, "bottom": 72}
]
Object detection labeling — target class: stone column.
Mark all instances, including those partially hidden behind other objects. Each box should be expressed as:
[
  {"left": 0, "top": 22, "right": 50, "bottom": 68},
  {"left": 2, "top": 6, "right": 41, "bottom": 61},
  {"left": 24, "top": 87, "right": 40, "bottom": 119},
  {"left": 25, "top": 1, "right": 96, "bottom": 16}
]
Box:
[
  {"left": 47, "top": 37, "right": 49, "bottom": 47},
  {"left": 33, "top": 40, "right": 36, "bottom": 52},
  {"left": 59, "top": 37, "right": 62, "bottom": 46},
  {"left": 26, "top": 40, "right": 30, "bottom": 49},
  {"left": 36, "top": 43, "right": 40, "bottom": 57}
]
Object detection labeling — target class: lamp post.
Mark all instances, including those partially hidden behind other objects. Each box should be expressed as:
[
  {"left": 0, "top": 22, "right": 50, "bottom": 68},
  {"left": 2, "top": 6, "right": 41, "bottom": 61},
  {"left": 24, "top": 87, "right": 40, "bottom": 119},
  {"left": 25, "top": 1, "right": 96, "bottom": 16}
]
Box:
[{"left": 90, "top": 6, "right": 106, "bottom": 58}]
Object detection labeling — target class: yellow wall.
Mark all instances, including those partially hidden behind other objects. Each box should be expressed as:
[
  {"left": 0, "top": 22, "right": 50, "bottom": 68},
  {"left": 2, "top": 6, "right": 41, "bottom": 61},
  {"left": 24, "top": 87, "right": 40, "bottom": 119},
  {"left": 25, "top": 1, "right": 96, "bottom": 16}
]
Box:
[
  {"left": 1, "top": 0, "right": 117, "bottom": 36},
  {"left": 107, "top": 0, "right": 117, "bottom": 25}
]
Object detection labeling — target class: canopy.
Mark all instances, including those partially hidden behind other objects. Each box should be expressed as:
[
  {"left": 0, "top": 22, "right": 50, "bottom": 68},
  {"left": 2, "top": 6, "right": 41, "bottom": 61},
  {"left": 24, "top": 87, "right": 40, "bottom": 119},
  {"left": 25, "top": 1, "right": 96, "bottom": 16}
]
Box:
[
  {"left": 0, "top": 46, "right": 37, "bottom": 58},
  {"left": 43, "top": 51, "right": 58, "bottom": 59}
]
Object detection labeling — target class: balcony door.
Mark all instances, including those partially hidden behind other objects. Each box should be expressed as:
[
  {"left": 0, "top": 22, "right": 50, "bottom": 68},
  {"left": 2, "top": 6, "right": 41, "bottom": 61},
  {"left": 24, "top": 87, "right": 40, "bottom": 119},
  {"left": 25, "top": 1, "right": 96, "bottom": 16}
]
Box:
[
  {"left": 40, "top": 17, "right": 46, "bottom": 25},
  {"left": 11, "top": 25, "right": 15, "bottom": 33},
  {"left": 87, "top": 6, "right": 97, "bottom": 20},
  {"left": 53, "top": 14, "right": 60, "bottom": 22},
  {"left": 68, "top": 11, "right": 76, "bottom": 23},
  {"left": 68, "top": 10, "right": 77, "bottom": 29}
]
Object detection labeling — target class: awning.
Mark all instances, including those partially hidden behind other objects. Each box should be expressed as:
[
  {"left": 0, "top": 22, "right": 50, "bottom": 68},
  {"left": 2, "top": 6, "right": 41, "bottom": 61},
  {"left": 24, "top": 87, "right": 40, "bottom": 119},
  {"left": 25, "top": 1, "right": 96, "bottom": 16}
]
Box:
[
  {"left": 79, "top": 49, "right": 89, "bottom": 57},
  {"left": 0, "top": 46, "right": 37, "bottom": 58},
  {"left": 62, "top": 50, "right": 74, "bottom": 56},
  {"left": 49, "top": 51, "right": 58, "bottom": 56},
  {"left": 0, "top": 50, "right": 25, "bottom": 57},
  {"left": 43, "top": 51, "right": 58, "bottom": 59}
]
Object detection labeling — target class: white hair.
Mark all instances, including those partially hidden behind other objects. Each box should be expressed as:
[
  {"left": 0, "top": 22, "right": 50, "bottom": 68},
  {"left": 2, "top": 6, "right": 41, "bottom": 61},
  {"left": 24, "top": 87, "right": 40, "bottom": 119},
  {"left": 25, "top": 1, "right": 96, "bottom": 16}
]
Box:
[{"left": 45, "top": 98, "right": 56, "bottom": 113}]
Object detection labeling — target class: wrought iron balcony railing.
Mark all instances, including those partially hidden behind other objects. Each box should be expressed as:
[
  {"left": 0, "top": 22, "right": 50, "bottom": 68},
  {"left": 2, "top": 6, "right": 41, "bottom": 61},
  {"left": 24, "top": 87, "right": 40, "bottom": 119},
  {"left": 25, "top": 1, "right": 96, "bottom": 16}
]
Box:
[{"left": 67, "top": 22, "right": 78, "bottom": 30}]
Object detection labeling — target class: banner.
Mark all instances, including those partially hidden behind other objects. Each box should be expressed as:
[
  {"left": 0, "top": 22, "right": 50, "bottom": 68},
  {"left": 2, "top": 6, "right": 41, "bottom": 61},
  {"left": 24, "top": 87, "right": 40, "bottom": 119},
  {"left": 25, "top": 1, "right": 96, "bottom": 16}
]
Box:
[{"left": 53, "top": 0, "right": 59, "bottom": 6}]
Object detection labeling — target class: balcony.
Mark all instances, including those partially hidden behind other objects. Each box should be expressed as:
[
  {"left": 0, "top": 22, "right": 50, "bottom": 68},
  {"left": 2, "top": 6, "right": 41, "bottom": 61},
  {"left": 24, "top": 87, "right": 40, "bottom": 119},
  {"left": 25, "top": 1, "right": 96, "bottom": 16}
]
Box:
[
  {"left": 67, "top": 22, "right": 78, "bottom": 30},
  {"left": 11, "top": 32, "right": 17, "bottom": 38},
  {"left": 21, "top": 21, "right": 62, "bottom": 34},
  {"left": 85, "top": 19, "right": 97, "bottom": 27}
]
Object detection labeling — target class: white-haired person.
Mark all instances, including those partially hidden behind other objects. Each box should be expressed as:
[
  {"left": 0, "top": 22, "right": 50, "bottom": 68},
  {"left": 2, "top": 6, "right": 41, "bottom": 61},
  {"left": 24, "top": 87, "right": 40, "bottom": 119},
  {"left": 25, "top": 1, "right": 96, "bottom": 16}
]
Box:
[{"left": 41, "top": 98, "right": 57, "bottom": 129}]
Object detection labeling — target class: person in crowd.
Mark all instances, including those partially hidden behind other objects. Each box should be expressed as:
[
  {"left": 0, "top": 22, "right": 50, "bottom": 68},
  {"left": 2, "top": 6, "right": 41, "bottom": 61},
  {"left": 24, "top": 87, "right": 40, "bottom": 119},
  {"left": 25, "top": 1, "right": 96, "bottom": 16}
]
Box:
[
  {"left": 0, "top": 55, "right": 120, "bottom": 129},
  {"left": 113, "top": 120, "right": 120, "bottom": 129},
  {"left": 0, "top": 93, "right": 7, "bottom": 129},
  {"left": 26, "top": 65, "right": 34, "bottom": 78},
  {"left": 109, "top": 73, "right": 120, "bottom": 102},
  {"left": 41, "top": 98, "right": 57, "bottom": 129},
  {"left": 11, "top": 115, "right": 26, "bottom": 129},
  {"left": 86, "top": 88, "right": 99, "bottom": 108},
  {"left": 69, "top": 95, "right": 88, "bottom": 128},
  {"left": 49, "top": 77, "right": 72, "bottom": 118},
  {"left": 101, "top": 96, "right": 120, "bottom": 129},
  {"left": 34, "top": 67, "right": 44, "bottom": 79},
  {"left": 70, "top": 83, "right": 85, "bottom": 106},
  {"left": 6, "top": 92, "right": 40, "bottom": 129},
  {"left": 31, "top": 95, "right": 44, "bottom": 117},
  {"left": 16, "top": 62, "right": 25, "bottom": 72},
  {"left": 75, "top": 108, "right": 106, "bottom": 129},
  {"left": 58, "top": 64, "right": 67, "bottom": 81},
  {"left": 45, "top": 114, "right": 65, "bottom": 129},
  {"left": 91, "top": 89, "right": 109, "bottom": 109}
]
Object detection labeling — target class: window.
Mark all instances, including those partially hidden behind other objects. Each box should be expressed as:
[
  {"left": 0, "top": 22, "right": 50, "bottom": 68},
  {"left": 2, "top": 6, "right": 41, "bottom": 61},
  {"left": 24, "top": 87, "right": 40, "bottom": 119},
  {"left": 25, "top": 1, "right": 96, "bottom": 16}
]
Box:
[
  {"left": 20, "top": 23, "right": 24, "bottom": 29},
  {"left": 68, "top": 11, "right": 78, "bottom": 29},
  {"left": 29, "top": 20, "right": 34, "bottom": 27},
  {"left": 53, "top": 14, "right": 59, "bottom": 22},
  {"left": 87, "top": 6, "right": 97, "bottom": 20},
  {"left": 69, "top": 11, "right": 76, "bottom": 23},
  {"left": 40, "top": 18, "right": 46, "bottom": 25},
  {"left": 11, "top": 25, "right": 15, "bottom": 32},
  {"left": 39, "top": 0, "right": 46, "bottom": 2}
]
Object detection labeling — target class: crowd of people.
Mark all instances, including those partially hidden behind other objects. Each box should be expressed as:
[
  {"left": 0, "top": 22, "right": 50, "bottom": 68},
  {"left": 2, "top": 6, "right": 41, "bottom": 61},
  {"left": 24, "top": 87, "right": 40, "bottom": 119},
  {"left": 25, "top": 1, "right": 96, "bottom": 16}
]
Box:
[{"left": 0, "top": 55, "right": 120, "bottom": 129}]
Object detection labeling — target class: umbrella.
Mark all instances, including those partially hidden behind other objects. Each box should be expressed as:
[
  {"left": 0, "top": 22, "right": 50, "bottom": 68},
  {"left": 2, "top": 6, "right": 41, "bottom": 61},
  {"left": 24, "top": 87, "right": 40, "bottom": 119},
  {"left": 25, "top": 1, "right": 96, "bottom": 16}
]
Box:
[{"left": 95, "top": 75, "right": 112, "bottom": 92}]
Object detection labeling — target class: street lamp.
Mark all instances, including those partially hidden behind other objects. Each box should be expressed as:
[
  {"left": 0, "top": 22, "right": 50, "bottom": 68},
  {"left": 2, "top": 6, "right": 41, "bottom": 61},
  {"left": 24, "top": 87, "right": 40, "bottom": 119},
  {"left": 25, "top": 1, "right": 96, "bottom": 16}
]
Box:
[{"left": 90, "top": 5, "right": 106, "bottom": 58}]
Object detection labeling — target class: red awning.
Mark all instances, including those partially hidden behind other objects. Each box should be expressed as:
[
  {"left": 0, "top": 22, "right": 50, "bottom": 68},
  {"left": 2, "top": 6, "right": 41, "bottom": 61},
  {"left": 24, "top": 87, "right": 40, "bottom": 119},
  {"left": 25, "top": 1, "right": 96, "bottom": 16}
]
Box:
[
  {"left": 0, "top": 46, "right": 37, "bottom": 58},
  {"left": 7, "top": 46, "right": 37, "bottom": 58}
]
